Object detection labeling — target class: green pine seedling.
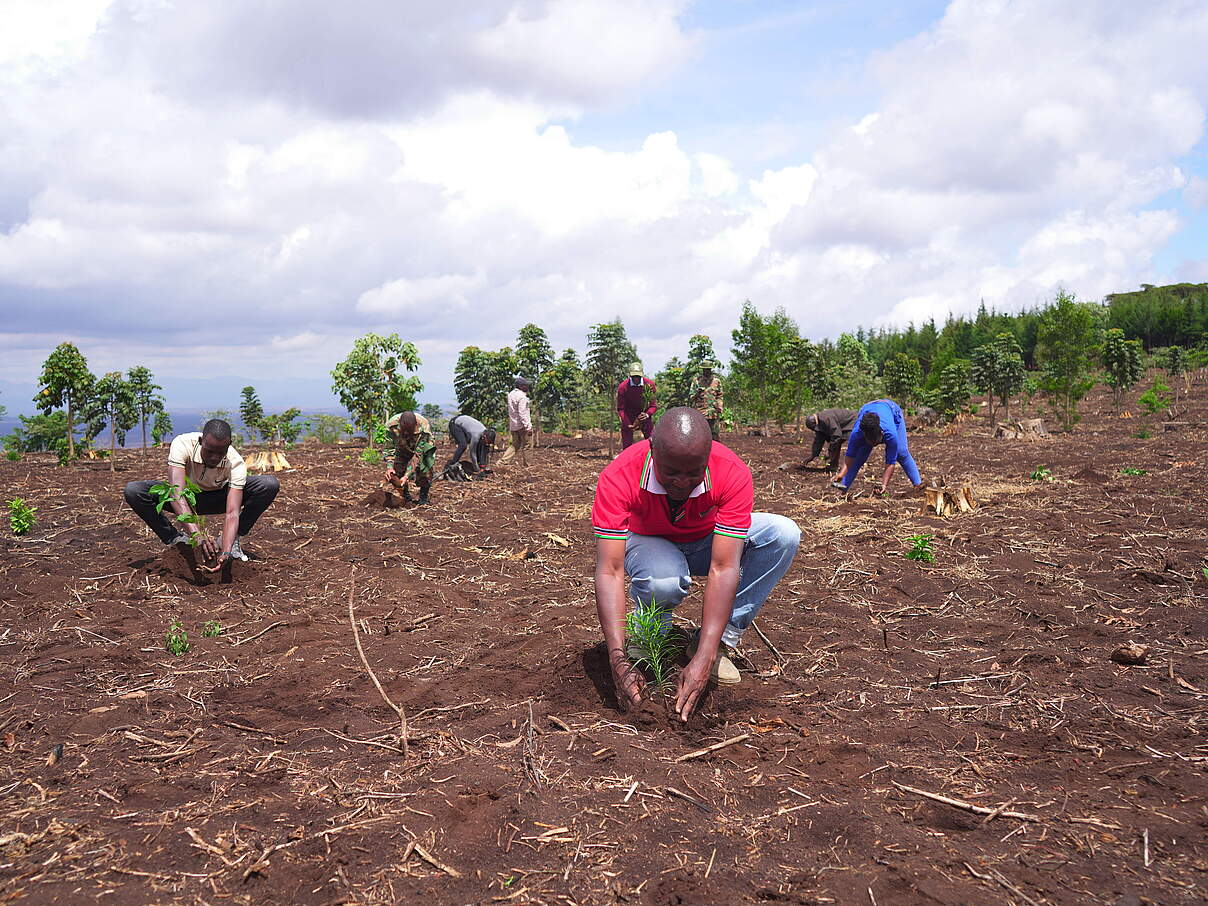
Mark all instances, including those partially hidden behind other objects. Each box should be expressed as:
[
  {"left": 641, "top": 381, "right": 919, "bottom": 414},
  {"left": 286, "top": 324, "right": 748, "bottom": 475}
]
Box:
[
  {"left": 624, "top": 599, "right": 683, "bottom": 694},
  {"left": 149, "top": 478, "right": 207, "bottom": 547},
  {"left": 1132, "top": 429, "right": 1151, "bottom": 439},
  {"left": 1119, "top": 467, "right": 1147, "bottom": 476},
  {"left": 8, "top": 498, "right": 36, "bottom": 535},
  {"left": 1030, "top": 466, "right": 1053, "bottom": 481},
  {"left": 202, "top": 620, "right": 223, "bottom": 638},
  {"left": 165, "top": 620, "right": 190, "bottom": 656},
  {"left": 904, "top": 533, "right": 936, "bottom": 563}
]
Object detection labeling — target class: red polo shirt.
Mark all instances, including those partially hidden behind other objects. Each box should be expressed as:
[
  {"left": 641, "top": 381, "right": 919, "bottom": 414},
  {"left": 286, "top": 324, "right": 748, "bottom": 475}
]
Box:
[{"left": 591, "top": 440, "right": 753, "bottom": 543}]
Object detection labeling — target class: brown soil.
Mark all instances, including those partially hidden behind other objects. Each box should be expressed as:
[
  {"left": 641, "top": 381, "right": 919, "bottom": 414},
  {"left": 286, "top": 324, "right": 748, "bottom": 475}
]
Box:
[{"left": 2, "top": 377, "right": 1206, "bottom": 905}]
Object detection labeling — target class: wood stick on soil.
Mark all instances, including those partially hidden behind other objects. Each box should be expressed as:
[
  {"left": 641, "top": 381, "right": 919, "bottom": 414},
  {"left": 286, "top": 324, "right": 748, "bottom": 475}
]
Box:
[
  {"left": 665, "top": 786, "right": 711, "bottom": 811},
  {"left": 348, "top": 576, "right": 409, "bottom": 758},
  {"left": 892, "top": 781, "right": 1041, "bottom": 822},
  {"left": 750, "top": 621, "right": 785, "bottom": 664},
  {"left": 231, "top": 620, "right": 289, "bottom": 647},
  {"left": 674, "top": 732, "right": 751, "bottom": 763}
]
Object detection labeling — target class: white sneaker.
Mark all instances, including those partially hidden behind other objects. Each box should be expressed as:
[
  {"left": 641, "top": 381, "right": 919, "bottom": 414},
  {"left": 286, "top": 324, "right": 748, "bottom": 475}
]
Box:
[{"left": 229, "top": 537, "right": 249, "bottom": 561}]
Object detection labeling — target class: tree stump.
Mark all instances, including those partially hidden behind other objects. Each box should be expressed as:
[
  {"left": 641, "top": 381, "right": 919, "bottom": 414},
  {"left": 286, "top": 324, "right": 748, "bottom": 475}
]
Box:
[{"left": 922, "top": 485, "right": 978, "bottom": 517}]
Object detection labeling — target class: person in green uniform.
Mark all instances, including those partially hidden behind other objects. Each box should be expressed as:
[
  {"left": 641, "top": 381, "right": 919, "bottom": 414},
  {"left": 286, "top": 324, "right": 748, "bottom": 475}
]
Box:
[
  {"left": 691, "top": 360, "right": 724, "bottom": 440},
  {"left": 384, "top": 411, "right": 435, "bottom": 505}
]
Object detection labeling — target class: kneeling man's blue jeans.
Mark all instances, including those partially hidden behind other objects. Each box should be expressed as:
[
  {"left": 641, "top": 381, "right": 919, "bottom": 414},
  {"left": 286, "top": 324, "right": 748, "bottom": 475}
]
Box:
[{"left": 624, "top": 513, "right": 801, "bottom": 648}]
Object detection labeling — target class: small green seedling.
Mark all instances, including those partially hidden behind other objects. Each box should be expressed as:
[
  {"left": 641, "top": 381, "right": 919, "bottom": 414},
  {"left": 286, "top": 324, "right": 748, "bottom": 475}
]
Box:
[
  {"left": 149, "top": 478, "right": 206, "bottom": 547},
  {"left": 1132, "top": 429, "right": 1152, "bottom": 439},
  {"left": 4, "top": 449, "right": 19, "bottom": 461},
  {"left": 1202, "top": 566, "right": 1208, "bottom": 581},
  {"left": 165, "top": 620, "right": 190, "bottom": 656},
  {"left": 202, "top": 620, "right": 223, "bottom": 638},
  {"left": 904, "top": 533, "right": 936, "bottom": 563},
  {"left": 1119, "top": 467, "right": 1147, "bottom": 476},
  {"left": 1030, "top": 466, "right": 1053, "bottom": 482},
  {"left": 624, "top": 599, "right": 684, "bottom": 694},
  {"left": 360, "top": 447, "right": 383, "bottom": 464},
  {"left": 8, "top": 498, "right": 36, "bottom": 535}
]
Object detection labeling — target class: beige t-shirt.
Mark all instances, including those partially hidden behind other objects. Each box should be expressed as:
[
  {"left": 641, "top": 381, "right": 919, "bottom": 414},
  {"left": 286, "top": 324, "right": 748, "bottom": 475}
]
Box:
[{"left": 167, "top": 432, "right": 247, "bottom": 491}]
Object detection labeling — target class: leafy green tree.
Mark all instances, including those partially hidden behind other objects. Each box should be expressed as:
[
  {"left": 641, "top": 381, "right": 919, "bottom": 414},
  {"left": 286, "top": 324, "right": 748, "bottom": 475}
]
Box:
[
  {"left": 930, "top": 361, "right": 973, "bottom": 421},
  {"left": 1036, "top": 290, "right": 1098, "bottom": 431},
  {"left": 516, "top": 324, "right": 555, "bottom": 445},
  {"left": 1165, "top": 345, "right": 1186, "bottom": 403},
  {"left": 127, "top": 366, "right": 166, "bottom": 455},
  {"left": 774, "top": 336, "right": 824, "bottom": 428},
  {"left": 304, "top": 414, "right": 351, "bottom": 443},
  {"left": 86, "top": 371, "right": 138, "bottom": 471},
  {"left": 5, "top": 412, "right": 69, "bottom": 453},
  {"left": 1100, "top": 328, "right": 1144, "bottom": 414},
  {"left": 586, "top": 320, "right": 638, "bottom": 455},
  {"left": 730, "top": 302, "right": 796, "bottom": 431},
  {"left": 239, "top": 386, "right": 265, "bottom": 443},
  {"left": 536, "top": 348, "right": 586, "bottom": 433},
  {"left": 259, "top": 408, "right": 303, "bottom": 445},
  {"left": 420, "top": 403, "right": 443, "bottom": 421},
  {"left": 330, "top": 334, "right": 423, "bottom": 436},
  {"left": 970, "top": 333, "right": 1026, "bottom": 425},
  {"left": 454, "top": 346, "right": 497, "bottom": 424},
  {"left": 35, "top": 342, "right": 95, "bottom": 460},
  {"left": 654, "top": 356, "right": 692, "bottom": 410},
  {"left": 151, "top": 410, "right": 174, "bottom": 445},
  {"left": 883, "top": 353, "right": 923, "bottom": 407}
]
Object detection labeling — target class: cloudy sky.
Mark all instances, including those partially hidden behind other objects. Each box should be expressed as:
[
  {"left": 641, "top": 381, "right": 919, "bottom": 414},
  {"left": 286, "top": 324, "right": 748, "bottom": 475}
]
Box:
[{"left": 2, "top": 0, "right": 1207, "bottom": 411}]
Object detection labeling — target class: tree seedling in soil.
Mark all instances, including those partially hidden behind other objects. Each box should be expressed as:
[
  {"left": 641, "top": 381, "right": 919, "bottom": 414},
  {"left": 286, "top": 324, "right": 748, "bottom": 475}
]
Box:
[
  {"left": 149, "top": 478, "right": 206, "bottom": 547},
  {"left": 4, "top": 449, "right": 19, "bottom": 461},
  {"left": 1119, "top": 467, "right": 1148, "bottom": 476},
  {"left": 1030, "top": 466, "right": 1053, "bottom": 481},
  {"left": 8, "top": 498, "right": 36, "bottom": 535},
  {"left": 360, "top": 447, "right": 383, "bottom": 464},
  {"left": 165, "top": 620, "right": 190, "bottom": 656},
  {"left": 1133, "top": 429, "right": 1152, "bottom": 439},
  {"left": 625, "top": 599, "right": 684, "bottom": 697},
  {"left": 904, "top": 533, "right": 936, "bottom": 563},
  {"left": 202, "top": 620, "right": 223, "bottom": 638}
]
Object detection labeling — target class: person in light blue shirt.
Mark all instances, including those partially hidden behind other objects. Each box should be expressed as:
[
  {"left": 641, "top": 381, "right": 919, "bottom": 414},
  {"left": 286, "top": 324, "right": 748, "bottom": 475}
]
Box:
[{"left": 832, "top": 399, "right": 924, "bottom": 494}]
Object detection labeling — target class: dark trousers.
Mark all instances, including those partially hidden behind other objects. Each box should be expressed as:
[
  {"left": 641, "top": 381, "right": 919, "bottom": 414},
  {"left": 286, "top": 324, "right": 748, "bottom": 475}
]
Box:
[
  {"left": 620, "top": 417, "right": 652, "bottom": 449},
  {"left": 123, "top": 475, "right": 280, "bottom": 544}
]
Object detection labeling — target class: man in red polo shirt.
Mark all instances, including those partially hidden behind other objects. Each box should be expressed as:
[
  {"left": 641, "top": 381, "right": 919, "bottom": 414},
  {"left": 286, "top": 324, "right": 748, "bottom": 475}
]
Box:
[{"left": 592, "top": 407, "right": 800, "bottom": 721}]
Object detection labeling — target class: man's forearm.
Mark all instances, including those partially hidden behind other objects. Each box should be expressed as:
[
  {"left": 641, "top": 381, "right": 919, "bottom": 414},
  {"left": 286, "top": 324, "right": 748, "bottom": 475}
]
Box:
[
  {"left": 220, "top": 513, "right": 239, "bottom": 551},
  {"left": 594, "top": 568, "right": 629, "bottom": 657},
  {"left": 698, "top": 565, "right": 739, "bottom": 651}
]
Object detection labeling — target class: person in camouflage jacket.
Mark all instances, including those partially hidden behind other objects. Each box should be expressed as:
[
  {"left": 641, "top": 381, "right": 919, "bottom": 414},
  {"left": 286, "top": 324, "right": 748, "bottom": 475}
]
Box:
[
  {"left": 692, "top": 361, "right": 724, "bottom": 440},
  {"left": 385, "top": 411, "right": 435, "bottom": 505}
]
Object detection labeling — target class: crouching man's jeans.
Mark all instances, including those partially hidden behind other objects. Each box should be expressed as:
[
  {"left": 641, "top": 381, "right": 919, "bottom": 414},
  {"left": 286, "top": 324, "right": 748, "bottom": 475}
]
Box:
[
  {"left": 123, "top": 475, "right": 280, "bottom": 544},
  {"left": 624, "top": 513, "right": 801, "bottom": 648}
]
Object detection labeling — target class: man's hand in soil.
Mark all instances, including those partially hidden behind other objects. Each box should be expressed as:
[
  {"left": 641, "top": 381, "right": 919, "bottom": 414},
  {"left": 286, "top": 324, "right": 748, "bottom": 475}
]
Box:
[
  {"left": 186, "top": 530, "right": 220, "bottom": 562},
  {"left": 384, "top": 467, "right": 402, "bottom": 488},
  {"left": 675, "top": 653, "right": 712, "bottom": 722},
  {"left": 199, "top": 551, "right": 230, "bottom": 573},
  {"left": 609, "top": 649, "right": 646, "bottom": 710}
]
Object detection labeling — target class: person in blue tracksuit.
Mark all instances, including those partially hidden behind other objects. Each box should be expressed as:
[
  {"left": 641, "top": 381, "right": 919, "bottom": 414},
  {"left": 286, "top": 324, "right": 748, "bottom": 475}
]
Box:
[{"left": 832, "top": 399, "right": 923, "bottom": 494}]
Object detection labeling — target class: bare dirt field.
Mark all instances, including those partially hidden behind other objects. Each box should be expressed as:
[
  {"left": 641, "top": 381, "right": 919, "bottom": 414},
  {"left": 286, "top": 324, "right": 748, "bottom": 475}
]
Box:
[{"left": 2, "top": 379, "right": 1206, "bottom": 905}]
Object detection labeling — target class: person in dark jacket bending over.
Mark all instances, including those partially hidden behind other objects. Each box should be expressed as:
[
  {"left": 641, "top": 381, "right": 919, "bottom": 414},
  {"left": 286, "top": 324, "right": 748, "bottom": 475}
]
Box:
[
  {"left": 803, "top": 408, "right": 857, "bottom": 472},
  {"left": 833, "top": 399, "right": 924, "bottom": 494},
  {"left": 445, "top": 414, "right": 496, "bottom": 474},
  {"left": 616, "top": 362, "right": 657, "bottom": 450}
]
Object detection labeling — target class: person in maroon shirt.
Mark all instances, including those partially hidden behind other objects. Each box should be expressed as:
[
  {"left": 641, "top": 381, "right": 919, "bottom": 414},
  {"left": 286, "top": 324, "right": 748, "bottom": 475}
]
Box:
[
  {"left": 592, "top": 407, "right": 801, "bottom": 721},
  {"left": 616, "top": 361, "right": 657, "bottom": 449}
]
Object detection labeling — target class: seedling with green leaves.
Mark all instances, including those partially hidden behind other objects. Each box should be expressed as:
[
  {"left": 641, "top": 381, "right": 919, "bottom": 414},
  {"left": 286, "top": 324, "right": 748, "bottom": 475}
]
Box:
[
  {"left": 165, "top": 620, "right": 190, "bottom": 656},
  {"left": 1133, "top": 429, "right": 1152, "bottom": 439},
  {"left": 8, "top": 498, "right": 36, "bottom": 535},
  {"left": 360, "top": 447, "right": 383, "bottom": 464},
  {"left": 904, "top": 533, "right": 936, "bottom": 563},
  {"left": 624, "top": 599, "right": 683, "bottom": 694},
  {"left": 1030, "top": 466, "right": 1053, "bottom": 482},
  {"left": 149, "top": 477, "right": 206, "bottom": 547},
  {"left": 202, "top": 620, "right": 223, "bottom": 638},
  {"left": 4, "top": 449, "right": 19, "bottom": 461},
  {"left": 1119, "top": 467, "right": 1147, "bottom": 476}
]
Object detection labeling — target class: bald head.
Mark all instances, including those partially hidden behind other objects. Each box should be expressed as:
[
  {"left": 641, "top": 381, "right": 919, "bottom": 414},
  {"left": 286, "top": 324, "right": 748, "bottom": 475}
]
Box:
[
  {"left": 650, "top": 408, "right": 712, "bottom": 501},
  {"left": 652, "top": 407, "right": 712, "bottom": 458}
]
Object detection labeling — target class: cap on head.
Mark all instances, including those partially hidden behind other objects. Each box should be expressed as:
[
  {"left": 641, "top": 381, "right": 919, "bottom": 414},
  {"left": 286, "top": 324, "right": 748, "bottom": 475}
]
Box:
[{"left": 629, "top": 362, "right": 643, "bottom": 377}]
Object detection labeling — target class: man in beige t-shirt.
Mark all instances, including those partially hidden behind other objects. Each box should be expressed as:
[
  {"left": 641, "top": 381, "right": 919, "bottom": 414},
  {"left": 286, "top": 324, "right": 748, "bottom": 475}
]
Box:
[{"left": 123, "top": 419, "right": 280, "bottom": 569}]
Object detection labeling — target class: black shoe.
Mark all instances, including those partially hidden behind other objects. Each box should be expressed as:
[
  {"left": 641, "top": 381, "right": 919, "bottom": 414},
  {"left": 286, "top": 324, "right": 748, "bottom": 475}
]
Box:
[
  {"left": 417, "top": 488, "right": 431, "bottom": 505},
  {"left": 402, "top": 487, "right": 416, "bottom": 504}
]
